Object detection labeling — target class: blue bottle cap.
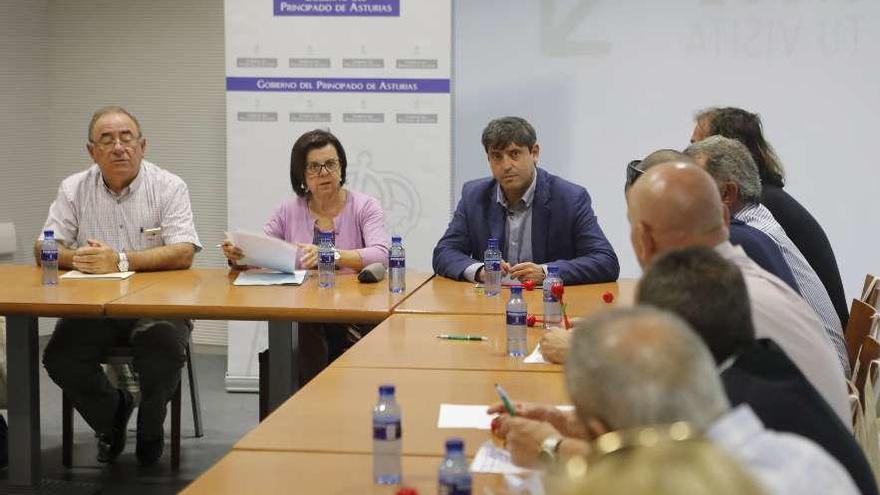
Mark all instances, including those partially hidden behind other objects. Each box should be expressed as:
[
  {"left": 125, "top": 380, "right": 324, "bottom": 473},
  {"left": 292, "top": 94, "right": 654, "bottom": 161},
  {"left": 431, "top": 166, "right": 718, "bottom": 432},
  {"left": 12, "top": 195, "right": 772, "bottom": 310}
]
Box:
[
  {"left": 379, "top": 384, "right": 395, "bottom": 396},
  {"left": 510, "top": 285, "right": 523, "bottom": 295},
  {"left": 548, "top": 265, "right": 559, "bottom": 275},
  {"left": 43, "top": 230, "right": 54, "bottom": 238},
  {"left": 391, "top": 235, "right": 402, "bottom": 243},
  {"left": 488, "top": 237, "right": 499, "bottom": 249},
  {"left": 445, "top": 438, "right": 464, "bottom": 453}
]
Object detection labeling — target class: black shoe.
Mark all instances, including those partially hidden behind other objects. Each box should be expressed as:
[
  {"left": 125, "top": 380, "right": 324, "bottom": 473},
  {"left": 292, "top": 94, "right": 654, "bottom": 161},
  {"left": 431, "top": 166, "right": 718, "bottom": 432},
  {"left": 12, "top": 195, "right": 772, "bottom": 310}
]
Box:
[
  {"left": 97, "top": 389, "right": 135, "bottom": 463},
  {"left": 136, "top": 434, "right": 164, "bottom": 466}
]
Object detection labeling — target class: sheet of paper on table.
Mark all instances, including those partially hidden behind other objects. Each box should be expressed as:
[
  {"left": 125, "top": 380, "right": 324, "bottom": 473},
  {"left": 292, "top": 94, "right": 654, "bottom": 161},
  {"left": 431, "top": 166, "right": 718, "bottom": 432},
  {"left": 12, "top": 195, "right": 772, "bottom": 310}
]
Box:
[
  {"left": 226, "top": 230, "right": 298, "bottom": 273},
  {"left": 438, "top": 404, "right": 495, "bottom": 429},
  {"left": 523, "top": 344, "right": 548, "bottom": 364},
  {"left": 60, "top": 270, "right": 135, "bottom": 280},
  {"left": 437, "top": 403, "right": 575, "bottom": 430},
  {"left": 233, "top": 270, "right": 307, "bottom": 286}
]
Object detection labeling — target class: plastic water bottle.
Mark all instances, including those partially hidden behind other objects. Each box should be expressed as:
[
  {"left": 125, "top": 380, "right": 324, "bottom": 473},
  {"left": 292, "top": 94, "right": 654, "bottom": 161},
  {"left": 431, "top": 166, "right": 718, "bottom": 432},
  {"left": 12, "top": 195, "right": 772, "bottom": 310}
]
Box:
[
  {"left": 389, "top": 236, "right": 406, "bottom": 293},
  {"left": 506, "top": 285, "right": 527, "bottom": 357},
  {"left": 543, "top": 265, "right": 563, "bottom": 329},
  {"left": 438, "top": 438, "right": 472, "bottom": 495},
  {"left": 483, "top": 237, "right": 502, "bottom": 297},
  {"left": 373, "top": 384, "right": 402, "bottom": 484},
  {"left": 317, "top": 231, "right": 335, "bottom": 289},
  {"left": 41, "top": 230, "right": 59, "bottom": 286}
]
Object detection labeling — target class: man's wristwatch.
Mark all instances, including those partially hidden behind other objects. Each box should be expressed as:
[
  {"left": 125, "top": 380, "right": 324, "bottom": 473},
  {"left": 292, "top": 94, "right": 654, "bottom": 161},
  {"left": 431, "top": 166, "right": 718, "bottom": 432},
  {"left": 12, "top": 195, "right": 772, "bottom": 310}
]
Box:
[
  {"left": 117, "top": 252, "right": 129, "bottom": 272},
  {"left": 538, "top": 436, "right": 563, "bottom": 465}
]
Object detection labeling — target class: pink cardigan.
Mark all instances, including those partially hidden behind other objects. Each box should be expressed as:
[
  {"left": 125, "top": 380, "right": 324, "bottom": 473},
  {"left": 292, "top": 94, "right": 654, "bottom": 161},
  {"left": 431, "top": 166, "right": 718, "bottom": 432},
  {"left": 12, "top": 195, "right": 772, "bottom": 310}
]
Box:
[{"left": 263, "top": 189, "right": 389, "bottom": 271}]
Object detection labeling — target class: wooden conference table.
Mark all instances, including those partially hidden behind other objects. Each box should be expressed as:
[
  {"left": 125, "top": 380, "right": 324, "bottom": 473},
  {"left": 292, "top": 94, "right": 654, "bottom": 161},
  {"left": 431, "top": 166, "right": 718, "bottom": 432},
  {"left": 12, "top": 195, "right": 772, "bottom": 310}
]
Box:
[
  {"left": 180, "top": 450, "right": 511, "bottom": 495},
  {"left": 394, "top": 276, "right": 636, "bottom": 316},
  {"left": 333, "top": 313, "right": 562, "bottom": 373},
  {"left": 0, "top": 265, "right": 166, "bottom": 487},
  {"left": 0, "top": 265, "right": 431, "bottom": 489},
  {"left": 234, "top": 366, "right": 570, "bottom": 458}
]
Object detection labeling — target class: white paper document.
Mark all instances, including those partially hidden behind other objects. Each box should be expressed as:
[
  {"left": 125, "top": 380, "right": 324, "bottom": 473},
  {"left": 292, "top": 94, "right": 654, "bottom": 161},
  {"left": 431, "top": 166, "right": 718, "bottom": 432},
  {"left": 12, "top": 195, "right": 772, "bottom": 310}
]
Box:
[
  {"left": 523, "top": 345, "right": 548, "bottom": 364},
  {"left": 60, "top": 270, "right": 135, "bottom": 280},
  {"left": 233, "top": 270, "right": 307, "bottom": 286},
  {"left": 470, "top": 441, "right": 538, "bottom": 475},
  {"left": 437, "top": 404, "right": 495, "bottom": 430},
  {"left": 226, "top": 230, "right": 298, "bottom": 273}
]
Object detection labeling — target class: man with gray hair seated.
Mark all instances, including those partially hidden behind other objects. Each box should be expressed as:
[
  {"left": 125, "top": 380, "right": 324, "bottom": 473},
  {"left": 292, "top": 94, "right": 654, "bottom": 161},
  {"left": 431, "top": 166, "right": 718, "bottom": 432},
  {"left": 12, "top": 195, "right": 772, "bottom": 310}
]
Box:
[
  {"left": 684, "top": 136, "right": 847, "bottom": 374},
  {"left": 496, "top": 307, "right": 858, "bottom": 495}
]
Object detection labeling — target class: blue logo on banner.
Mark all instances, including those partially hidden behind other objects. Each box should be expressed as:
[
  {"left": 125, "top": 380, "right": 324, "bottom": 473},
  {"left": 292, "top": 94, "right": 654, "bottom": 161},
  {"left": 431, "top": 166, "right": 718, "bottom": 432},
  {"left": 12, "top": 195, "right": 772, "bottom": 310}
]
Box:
[
  {"left": 226, "top": 77, "right": 450, "bottom": 94},
  {"left": 275, "top": 0, "right": 400, "bottom": 17}
]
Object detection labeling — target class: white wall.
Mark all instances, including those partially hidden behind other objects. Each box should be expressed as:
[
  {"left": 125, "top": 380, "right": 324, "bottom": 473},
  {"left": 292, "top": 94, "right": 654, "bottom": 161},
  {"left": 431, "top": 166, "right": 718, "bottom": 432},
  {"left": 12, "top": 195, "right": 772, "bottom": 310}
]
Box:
[{"left": 454, "top": 0, "right": 880, "bottom": 300}]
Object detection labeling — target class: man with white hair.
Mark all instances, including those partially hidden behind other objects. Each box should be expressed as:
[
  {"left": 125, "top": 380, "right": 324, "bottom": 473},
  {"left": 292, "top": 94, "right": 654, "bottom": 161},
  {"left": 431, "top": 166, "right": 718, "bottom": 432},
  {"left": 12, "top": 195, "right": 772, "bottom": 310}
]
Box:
[
  {"left": 684, "top": 136, "right": 847, "bottom": 374},
  {"left": 495, "top": 308, "right": 858, "bottom": 495}
]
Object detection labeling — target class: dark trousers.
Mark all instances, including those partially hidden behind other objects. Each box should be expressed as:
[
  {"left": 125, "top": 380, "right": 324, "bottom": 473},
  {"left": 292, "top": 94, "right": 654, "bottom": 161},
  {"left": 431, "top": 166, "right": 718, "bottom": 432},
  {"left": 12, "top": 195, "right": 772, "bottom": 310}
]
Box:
[
  {"left": 42, "top": 318, "right": 190, "bottom": 438},
  {"left": 297, "top": 323, "right": 371, "bottom": 386}
]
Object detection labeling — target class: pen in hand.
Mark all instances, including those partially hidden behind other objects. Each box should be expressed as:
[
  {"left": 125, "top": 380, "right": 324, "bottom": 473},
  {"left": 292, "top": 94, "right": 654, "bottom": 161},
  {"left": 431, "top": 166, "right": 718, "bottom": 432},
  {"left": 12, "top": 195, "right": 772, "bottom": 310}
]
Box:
[{"left": 494, "top": 383, "right": 516, "bottom": 416}]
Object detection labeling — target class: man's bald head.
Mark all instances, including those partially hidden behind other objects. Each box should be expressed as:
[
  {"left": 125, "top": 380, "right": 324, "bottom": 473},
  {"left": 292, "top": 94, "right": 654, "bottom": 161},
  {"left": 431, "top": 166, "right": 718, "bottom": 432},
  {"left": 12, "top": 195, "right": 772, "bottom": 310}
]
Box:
[
  {"left": 627, "top": 162, "right": 728, "bottom": 267},
  {"left": 641, "top": 149, "right": 696, "bottom": 171},
  {"left": 565, "top": 306, "right": 730, "bottom": 431}
]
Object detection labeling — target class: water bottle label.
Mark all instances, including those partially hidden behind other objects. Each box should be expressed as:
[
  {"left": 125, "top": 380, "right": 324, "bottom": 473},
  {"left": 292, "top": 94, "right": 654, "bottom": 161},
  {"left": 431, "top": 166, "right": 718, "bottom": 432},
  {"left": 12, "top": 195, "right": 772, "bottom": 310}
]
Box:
[
  {"left": 373, "top": 421, "right": 402, "bottom": 440},
  {"left": 439, "top": 481, "right": 472, "bottom": 495},
  {"left": 41, "top": 251, "right": 58, "bottom": 262},
  {"left": 319, "top": 251, "right": 334, "bottom": 264},
  {"left": 389, "top": 258, "right": 405, "bottom": 269},
  {"left": 486, "top": 261, "right": 500, "bottom": 272},
  {"left": 506, "top": 311, "right": 527, "bottom": 326}
]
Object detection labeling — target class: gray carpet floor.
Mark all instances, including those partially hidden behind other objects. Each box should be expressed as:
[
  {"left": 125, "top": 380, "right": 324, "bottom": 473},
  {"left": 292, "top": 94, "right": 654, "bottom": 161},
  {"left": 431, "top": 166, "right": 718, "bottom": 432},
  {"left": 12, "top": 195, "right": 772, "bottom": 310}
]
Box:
[{"left": 0, "top": 339, "right": 260, "bottom": 494}]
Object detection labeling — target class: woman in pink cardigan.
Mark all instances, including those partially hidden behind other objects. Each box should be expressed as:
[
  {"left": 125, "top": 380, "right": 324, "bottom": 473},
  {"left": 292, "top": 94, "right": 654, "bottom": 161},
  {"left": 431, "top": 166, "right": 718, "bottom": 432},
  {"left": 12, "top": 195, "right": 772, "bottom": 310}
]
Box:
[{"left": 222, "top": 129, "right": 389, "bottom": 383}]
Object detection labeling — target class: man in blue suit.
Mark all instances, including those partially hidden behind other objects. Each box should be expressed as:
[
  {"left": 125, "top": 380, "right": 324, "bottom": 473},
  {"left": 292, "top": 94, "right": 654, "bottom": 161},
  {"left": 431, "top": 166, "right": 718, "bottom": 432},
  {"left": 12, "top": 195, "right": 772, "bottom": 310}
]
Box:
[{"left": 433, "top": 116, "right": 619, "bottom": 285}]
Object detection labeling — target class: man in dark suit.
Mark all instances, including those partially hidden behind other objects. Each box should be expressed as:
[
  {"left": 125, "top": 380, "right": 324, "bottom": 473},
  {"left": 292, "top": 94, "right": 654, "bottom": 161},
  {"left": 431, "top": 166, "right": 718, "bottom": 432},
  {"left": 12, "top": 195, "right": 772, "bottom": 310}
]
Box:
[
  {"left": 638, "top": 246, "right": 876, "bottom": 495},
  {"left": 432, "top": 116, "right": 618, "bottom": 285}
]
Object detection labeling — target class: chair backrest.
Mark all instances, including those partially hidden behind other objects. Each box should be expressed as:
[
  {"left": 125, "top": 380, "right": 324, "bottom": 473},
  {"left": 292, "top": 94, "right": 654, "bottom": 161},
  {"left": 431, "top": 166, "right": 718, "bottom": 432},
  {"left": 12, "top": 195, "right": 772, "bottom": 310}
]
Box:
[
  {"left": 847, "top": 299, "right": 878, "bottom": 370},
  {"left": 863, "top": 274, "right": 879, "bottom": 308},
  {"left": 854, "top": 336, "right": 880, "bottom": 403},
  {"left": 0, "top": 222, "right": 16, "bottom": 262}
]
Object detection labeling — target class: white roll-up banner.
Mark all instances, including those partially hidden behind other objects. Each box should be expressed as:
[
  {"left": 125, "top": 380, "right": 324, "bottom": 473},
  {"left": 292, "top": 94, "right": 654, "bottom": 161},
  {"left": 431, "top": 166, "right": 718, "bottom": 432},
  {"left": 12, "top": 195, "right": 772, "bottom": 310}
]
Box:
[{"left": 224, "top": 0, "right": 452, "bottom": 391}]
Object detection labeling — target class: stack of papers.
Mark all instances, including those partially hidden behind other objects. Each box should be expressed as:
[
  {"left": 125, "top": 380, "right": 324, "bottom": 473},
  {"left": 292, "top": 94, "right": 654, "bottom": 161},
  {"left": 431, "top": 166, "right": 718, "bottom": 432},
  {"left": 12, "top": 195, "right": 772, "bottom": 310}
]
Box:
[
  {"left": 60, "top": 270, "right": 135, "bottom": 280},
  {"left": 226, "top": 230, "right": 298, "bottom": 273},
  {"left": 470, "top": 441, "right": 537, "bottom": 475}
]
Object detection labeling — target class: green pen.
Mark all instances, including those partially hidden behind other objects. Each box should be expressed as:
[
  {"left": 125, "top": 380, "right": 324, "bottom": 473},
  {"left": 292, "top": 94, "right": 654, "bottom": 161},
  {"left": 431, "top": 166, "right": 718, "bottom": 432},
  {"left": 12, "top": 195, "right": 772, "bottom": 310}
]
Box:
[
  {"left": 436, "top": 334, "right": 488, "bottom": 341},
  {"left": 494, "top": 383, "right": 516, "bottom": 416}
]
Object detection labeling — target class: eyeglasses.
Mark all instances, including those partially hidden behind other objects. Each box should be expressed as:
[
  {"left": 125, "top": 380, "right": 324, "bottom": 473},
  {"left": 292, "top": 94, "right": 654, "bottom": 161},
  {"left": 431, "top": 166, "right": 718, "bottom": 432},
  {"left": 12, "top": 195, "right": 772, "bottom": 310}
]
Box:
[
  {"left": 625, "top": 159, "right": 645, "bottom": 188},
  {"left": 305, "top": 158, "right": 341, "bottom": 176},
  {"left": 90, "top": 132, "right": 142, "bottom": 151}
]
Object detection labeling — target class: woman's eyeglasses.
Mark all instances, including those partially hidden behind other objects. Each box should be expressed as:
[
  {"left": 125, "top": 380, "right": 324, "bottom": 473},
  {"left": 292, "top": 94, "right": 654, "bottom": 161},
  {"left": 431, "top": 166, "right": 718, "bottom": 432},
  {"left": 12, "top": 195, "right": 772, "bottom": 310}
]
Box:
[{"left": 305, "top": 158, "right": 341, "bottom": 176}]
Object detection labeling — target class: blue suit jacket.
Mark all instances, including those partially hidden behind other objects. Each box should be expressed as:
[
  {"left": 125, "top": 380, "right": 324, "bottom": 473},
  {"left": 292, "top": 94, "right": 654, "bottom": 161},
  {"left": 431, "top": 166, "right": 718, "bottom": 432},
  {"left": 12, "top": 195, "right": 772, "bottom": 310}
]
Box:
[{"left": 432, "top": 168, "right": 619, "bottom": 285}]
